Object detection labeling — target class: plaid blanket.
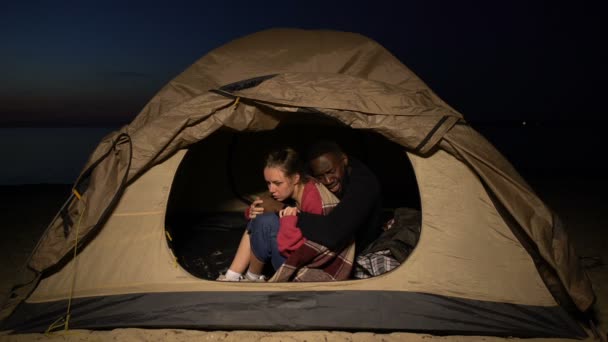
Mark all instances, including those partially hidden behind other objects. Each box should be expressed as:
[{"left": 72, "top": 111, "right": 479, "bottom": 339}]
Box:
[
  {"left": 353, "top": 207, "right": 421, "bottom": 278},
  {"left": 354, "top": 249, "right": 400, "bottom": 279},
  {"left": 270, "top": 182, "right": 355, "bottom": 282}
]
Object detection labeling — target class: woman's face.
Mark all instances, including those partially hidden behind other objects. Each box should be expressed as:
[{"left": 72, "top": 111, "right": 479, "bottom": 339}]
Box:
[{"left": 264, "top": 166, "right": 298, "bottom": 202}]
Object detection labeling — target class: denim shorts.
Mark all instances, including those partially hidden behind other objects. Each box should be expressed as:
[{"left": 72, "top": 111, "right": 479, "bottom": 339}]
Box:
[{"left": 248, "top": 213, "right": 286, "bottom": 270}]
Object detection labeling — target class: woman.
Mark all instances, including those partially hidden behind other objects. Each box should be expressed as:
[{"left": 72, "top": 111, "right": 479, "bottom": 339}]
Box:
[{"left": 217, "top": 147, "right": 338, "bottom": 282}]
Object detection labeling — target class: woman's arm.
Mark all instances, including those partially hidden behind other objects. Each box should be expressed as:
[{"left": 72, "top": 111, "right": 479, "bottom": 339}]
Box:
[
  {"left": 277, "top": 183, "right": 323, "bottom": 256},
  {"left": 244, "top": 198, "right": 264, "bottom": 220},
  {"left": 277, "top": 210, "right": 305, "bottom": 256}
]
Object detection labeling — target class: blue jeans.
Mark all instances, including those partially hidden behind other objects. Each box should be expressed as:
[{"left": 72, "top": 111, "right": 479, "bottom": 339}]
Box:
[{"left": 248, "top": 213, "right": 286, "bottom": 270}]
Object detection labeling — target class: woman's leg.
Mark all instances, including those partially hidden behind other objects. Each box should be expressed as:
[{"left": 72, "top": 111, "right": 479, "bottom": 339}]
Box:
[
  {"left": 217, "top": 230, "right": 251, "bottom": 281},
  {"left": 247, "top": 251, "right": 265, "bottom": 275},
  {"left": 228, "top": 230, "right": 251, "bottom": 273},
  {"left": 249, "top": 213, "right": 285, "bottom": 273},
  {"left": 221, "top": 213, "right": 283, "bottom": 281}
]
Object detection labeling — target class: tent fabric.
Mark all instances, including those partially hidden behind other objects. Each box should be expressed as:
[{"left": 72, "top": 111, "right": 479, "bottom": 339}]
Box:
[
  {"left": 23, "top": 150, "right": 557, "bottom": 305},
  {"left": 3, "top": 291, "right": 587, "bottom": 338},
  {"left": 0, "top": 150, "right": 588, "bottom": 337},
  {"left": 441, "top": 124, "right": 594, "bottom": 310},
  {"left": 3, "top": 28, "right": 595, "bottom": 334},
  {"left": 26, "top": 28, "right": 460, "bottom": 273},
  {"left": 29, "top": 77, "right": 592, "bottom": 309}
]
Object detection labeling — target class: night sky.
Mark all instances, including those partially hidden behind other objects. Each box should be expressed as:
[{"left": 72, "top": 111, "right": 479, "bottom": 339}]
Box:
[
  {"left": 2, "top": 1, "right": 606, "bottom": 126},
  {"left": 1, "top": 1, "right": 607, "bottom": 184}
]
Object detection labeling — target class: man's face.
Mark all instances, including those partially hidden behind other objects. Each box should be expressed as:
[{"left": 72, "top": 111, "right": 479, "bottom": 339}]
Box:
[{"left": 310, "top": 152, "right": 348, "bottom": 195}]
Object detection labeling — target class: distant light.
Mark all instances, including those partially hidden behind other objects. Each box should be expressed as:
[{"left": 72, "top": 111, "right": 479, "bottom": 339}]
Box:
[{"left": 522, "top": 121, "right": 526, "bottom": 126}]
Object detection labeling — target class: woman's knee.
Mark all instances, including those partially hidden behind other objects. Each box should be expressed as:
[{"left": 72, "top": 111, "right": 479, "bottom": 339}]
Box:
[
  {"left": 249, "top": 213, "right": 279, "bottom": 235},
  {"left": 248, "top": 213, "right": 279, "bottom": 263}
]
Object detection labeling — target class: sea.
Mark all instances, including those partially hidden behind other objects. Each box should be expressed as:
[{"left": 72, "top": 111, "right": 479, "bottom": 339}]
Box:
[{"left": 1, "top": 127, "right": 117, "bottom": 185}]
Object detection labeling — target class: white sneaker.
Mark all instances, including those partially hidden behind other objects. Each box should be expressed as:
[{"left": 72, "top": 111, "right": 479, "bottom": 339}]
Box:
[
  {"left": 216, "top": 273, "right": 244, "bottom": 282},
  {"left": 243, "top": 274, "right": 267, "bottom": 282}
]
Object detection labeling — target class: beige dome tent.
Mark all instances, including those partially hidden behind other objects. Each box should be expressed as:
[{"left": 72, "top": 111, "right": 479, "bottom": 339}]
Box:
[{"left": 0, "top": 29, "right": 595, "bottom": 338}]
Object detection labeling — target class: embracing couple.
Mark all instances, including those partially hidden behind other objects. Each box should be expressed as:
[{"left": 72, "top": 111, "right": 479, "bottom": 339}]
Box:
[{"left": 218, "top": 141, "right": 382, "bottom": 282}]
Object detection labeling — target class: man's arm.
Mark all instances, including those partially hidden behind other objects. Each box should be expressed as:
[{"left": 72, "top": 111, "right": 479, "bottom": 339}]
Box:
[{"left": 297, "top": 161, "right": 380, "bottom": 250}]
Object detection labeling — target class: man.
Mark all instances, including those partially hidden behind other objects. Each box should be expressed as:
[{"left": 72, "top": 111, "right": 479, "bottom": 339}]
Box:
[{"left": 297, "top": 141, "right": 383, "bottom": 256}]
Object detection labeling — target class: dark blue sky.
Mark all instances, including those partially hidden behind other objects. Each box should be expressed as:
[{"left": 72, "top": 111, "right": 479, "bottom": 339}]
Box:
[{"left": 1, "top": 1, "right": 606, "bottom": 126}]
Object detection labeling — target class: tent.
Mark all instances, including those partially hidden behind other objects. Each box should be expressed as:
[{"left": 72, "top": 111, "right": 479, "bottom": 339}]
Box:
[{"left": 0, "top": 28, "right": 595, "bottom": 338}]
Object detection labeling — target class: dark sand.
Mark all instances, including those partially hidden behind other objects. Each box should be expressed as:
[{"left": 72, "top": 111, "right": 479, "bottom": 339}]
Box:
[{"left": 0, "top": 176, "right": 606, "bottom": 341}]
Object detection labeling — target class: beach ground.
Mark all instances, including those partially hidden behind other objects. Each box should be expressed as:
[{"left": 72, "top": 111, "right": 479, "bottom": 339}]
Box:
[{"left": 0, "top": 176, "right": 606, "bottom": 341}]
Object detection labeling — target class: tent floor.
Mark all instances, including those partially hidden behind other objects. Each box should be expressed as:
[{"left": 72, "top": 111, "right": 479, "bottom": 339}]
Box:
[{"left": 166, "top": 212, "right": 263, "bottom": 280}]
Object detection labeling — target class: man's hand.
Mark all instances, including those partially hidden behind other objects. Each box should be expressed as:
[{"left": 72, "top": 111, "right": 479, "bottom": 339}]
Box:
[{"left": 257, "top": 193, "right": 285, "bottom": 213}]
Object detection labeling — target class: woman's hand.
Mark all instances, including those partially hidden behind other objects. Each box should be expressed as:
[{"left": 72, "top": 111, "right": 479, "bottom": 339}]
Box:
[
  {"left": 279, "top": 206, "right": 299, "bottom": 218},
  {"left": 249, "top": 198, "right": 264, "bottom": 219}
]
